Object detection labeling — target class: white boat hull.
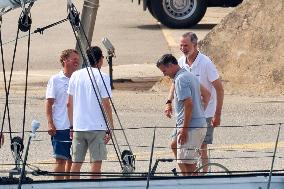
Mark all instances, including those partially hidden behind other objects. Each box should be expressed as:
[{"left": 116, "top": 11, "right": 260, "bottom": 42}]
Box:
[{"left": 1, "top": 174, "right": 284, "bottom": 189}]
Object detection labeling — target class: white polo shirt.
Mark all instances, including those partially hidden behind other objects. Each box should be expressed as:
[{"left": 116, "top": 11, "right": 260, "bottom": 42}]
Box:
[
  {"left": 46, "top": 71, "right": 70, "bottom": 130},
  {"left": 178, "top": 52, "right": 219, "bottom": 118},
  {"left": 67, "top": 68, "right": 112, "bottom": 131}
]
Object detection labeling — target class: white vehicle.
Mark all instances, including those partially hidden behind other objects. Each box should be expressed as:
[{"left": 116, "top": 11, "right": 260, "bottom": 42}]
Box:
[{"left": 135, "top": 0, "right": 243, "bottom": 28}]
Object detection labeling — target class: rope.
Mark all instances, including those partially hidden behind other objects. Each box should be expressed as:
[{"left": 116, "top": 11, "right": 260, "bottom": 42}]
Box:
[{"left": 21, "top": 17, "right": 32, "bottom": 141}]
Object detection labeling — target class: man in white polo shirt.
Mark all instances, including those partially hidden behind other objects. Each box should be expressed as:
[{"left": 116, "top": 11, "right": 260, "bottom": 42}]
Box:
[
  {"left": 46, "top": 49, "right": 79, "bottom": 180},
  {"left": 67, "top": 46, "right": 113, "bottom": 179},
  {"left": 166, "top": 32, "right": 224, "bottom": 173}
]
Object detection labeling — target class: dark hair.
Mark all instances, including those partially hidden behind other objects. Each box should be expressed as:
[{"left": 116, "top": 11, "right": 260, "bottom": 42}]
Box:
[
  {"left": 156, "top": 54, "right": 178, "bottom": 68},
  {"left": 86, "top": 46, "right": 103, "bottom": 66}
]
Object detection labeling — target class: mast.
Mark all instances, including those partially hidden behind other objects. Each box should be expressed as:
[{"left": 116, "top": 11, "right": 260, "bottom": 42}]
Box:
[{"left": 76, "top": 0, "right": 99, "bottom": 68}]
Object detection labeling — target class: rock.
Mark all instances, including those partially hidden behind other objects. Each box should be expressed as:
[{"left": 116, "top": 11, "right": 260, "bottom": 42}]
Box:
[{"left": 199, "top": 0, "right": 284, "bottom": 96}]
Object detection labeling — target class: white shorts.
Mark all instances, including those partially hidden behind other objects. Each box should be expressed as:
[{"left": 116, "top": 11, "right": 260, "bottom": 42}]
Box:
[{"left": 177, "top": 127, "right": 206, "bottom": 164}]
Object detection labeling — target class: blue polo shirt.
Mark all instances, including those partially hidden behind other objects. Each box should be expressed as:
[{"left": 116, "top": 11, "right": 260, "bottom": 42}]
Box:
[{"left": 174, "top": 68, "right": 206, "bottom": 130}]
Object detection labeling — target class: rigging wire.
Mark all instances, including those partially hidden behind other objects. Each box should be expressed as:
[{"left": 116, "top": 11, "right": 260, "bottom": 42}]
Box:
[
  {"left": 70, "top": 28, "right": 123, "bottom": 169},
  {"left": 146, "top": 127, "right": 156, "bottom": 189},
  {"left": 0, "top": 16, "right": 11, "bottom": 142},
  {"left": 0, "top": 18, "right": 68, "bottom": 47},
  {"left": 67, "top": 2, "right": 129, "bottom": 162},
  {"left": 1, "top": 122, "right": 283, "bottom": 134},
  {"left": 21, "top": 15, "right": 32, "bottom": 141},
  {"left": 77, "top": 17, "right": 133, "bottom": 154},
  {"left": 66, "top": 2, "right": 136, "bottom": 172},
  {"left": 67, "top": 6, "right": 123, "bottom": 169},
  {"left": 0, "top": 154, "right": 283, "bottom": 168},
  {"left": 0, "top": 1, "right": 283, "bottom": 181},
  {"left": 0, "top": 19, "right": 21, "bottom": 143}
]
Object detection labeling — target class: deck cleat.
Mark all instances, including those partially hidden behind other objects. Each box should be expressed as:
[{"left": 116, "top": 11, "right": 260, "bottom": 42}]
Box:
[{"left": 121, "top": 150, "right": 136, "bottom": 175}]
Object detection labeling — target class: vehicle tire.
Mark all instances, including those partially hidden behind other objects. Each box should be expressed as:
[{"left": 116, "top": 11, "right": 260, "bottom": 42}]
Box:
[
  {"left": 147, "top": 1, "right": 157, "bottom": 20},
  {"left": 151, "top": 0, "right": 207, "bottom": 28}
]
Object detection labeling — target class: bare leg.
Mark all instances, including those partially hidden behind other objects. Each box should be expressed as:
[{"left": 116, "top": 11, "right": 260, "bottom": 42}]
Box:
[
  {"left": 90, "top": 161, "right": 102, "bottom": 179},
  {"left": 171, "top": 140, "right": 177, "bottom": 159},
  {"left": 54, "top": 159, "right": 67, "bottom": 180},
  {"left": 201, "top": 143, "right": 209, "bottom": 173},
  {"left": 184, "top": 163, "right": 198, "bottom": 176},
  {"left": 178, "top": 163, "right": 188, "bottom": 176},
  {"left": 65, "top": 159, "right": 72, "bottom": 179},
  {"left": 70, "top": 162, "right": 83, "bottom": 179}
]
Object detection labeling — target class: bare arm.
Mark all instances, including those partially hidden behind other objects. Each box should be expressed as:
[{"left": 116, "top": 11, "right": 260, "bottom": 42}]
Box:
[
  {"left": 200, "top": 84, "right": 211, "bottom": 110},
  {"left": 67, "top": 95, "right": 73, "bottom": 127},
  {"left": 102, "top": 98, "right": 113, "bottom": 129},
  {"left": 211, "top": 78, "right": 224, "bottom": 127},
  {"left": 167, "top": 83, "right": 175, "bottom": 101},
  {"left": 178, "top": 98, "right": 192, "bottom": 145},
  {"left": 165, "top": 83, "right": 175, "bottom": 118},
  {"left": 46, "top": 98, "right": 56, "bottom": 136},
  {"left": 102, "top": 97, "right": 113, "bottom": 144}
]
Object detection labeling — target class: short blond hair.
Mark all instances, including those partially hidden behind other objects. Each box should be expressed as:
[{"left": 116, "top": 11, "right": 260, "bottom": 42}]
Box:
[{"left": 60, "top": 49, "right": 78, "bottom": 67}]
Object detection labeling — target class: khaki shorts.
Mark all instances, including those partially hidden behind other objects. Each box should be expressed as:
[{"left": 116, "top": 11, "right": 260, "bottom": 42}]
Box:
[
  {"left": 203, "top": 117, "right": 214, "bottom": 144},
  {"left": 177, "top": 127, "right": 206, "bottom": 164},
  {"left": 72, "top": 131, "right": 107, "bottom": 162}
]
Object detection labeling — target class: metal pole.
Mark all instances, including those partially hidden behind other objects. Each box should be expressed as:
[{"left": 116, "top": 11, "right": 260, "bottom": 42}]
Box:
[
  {"left": 76, "top": 0, "right": 99, "bottom": 68},
  {"left": 17, "top": 135, "right": 32, "bottom": 189},
  {"left": 107, "top": 54, "right": 114, "bottom": 89}
]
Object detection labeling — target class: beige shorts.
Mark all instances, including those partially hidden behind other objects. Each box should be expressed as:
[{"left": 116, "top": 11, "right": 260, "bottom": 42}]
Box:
[
  {"left": 72, "top": 131, "right": 107, "bottom": 162},
  {"left": 177, "top": 127, "right": 206, "bottom": 164}
]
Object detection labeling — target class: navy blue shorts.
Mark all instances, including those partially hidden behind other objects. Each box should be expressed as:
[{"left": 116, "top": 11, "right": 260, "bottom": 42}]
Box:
[{"left": 51, "top": 129, "right": 72, "bottom": 160}]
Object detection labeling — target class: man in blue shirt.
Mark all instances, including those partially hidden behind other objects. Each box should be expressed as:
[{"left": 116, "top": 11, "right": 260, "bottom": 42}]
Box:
[{"left": 157, "top": 54, "right": 207, "bottom": 176}]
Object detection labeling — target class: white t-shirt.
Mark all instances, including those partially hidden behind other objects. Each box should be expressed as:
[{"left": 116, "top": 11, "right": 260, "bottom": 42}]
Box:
[
  {"left": 67, "top": 67, "right": 112, "bottom": 131},
  {"left": 178, "top": 52, "right": 219, "bottom": 118},
  {"left": 46, "top": 71, "right": 70, "bottom": 130}
]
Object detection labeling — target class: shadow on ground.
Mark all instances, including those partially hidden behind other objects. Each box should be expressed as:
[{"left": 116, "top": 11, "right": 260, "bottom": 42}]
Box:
[{"left": 113, "top": 76, "right": 159, "bottom": 91}]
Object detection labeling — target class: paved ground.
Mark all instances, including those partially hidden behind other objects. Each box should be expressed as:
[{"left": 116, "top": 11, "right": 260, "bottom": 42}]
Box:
[{"left": 0, "top": 0, "right": 284, "bottom": 181}]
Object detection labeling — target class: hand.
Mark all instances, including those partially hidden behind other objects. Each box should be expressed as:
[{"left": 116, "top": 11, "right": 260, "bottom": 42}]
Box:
[
  {"left": 47, "top": 123, "right": 56, "bottom": 136},
  {"left": 70, "top": 129, "right": 73, "bottom": 140},
  {"left": 211, "top": 114, "right": 221, "bottom": 128},
  {"left": 104, "top": 132, "right": 111, "bottom": 144},
  {"left": 0, "top": 134, "right": 4, "bottom": 148},
  {"left": 164, "top": 104, "right": 173, "bottom": 118},
  {"left": 178, "top": 128, "right": 188, "bottom": 145}
]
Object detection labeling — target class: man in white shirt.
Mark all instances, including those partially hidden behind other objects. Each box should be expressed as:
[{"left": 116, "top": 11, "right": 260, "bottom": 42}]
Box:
[
  {"left": 67, "top": 46, "right": 113, "bottom": 179},
  {"left": 166, "top": 32, "right": 224, "bottom": 173},
  {"left": 46, "top": 49, "right": 79, "bottom": 180}
]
